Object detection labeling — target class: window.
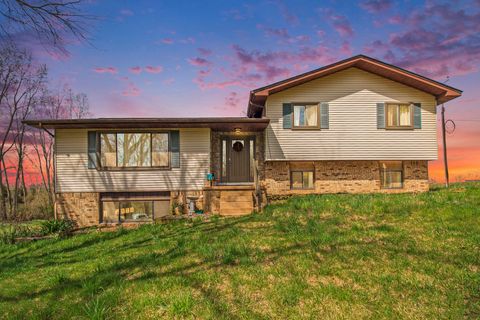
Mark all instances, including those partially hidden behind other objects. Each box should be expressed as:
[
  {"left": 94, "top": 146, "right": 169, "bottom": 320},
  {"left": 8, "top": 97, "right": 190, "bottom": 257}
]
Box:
[
  {"left": 118, "top": 133, "right": 151, "bottom": 167},
  {"left": 293, "top": 104, "right": 319, "bottom": 128},
  {"left": 102, "top": 200, "right": 153, "bottom": 222},
  {"left": 99, "top": 132, "right": 169, "bottom": 168},
  {"left": 249, "top": 139, "right": 255, "bottom": 180},
  {"left": 100, "top": 133, "right": 116, "bottom": 167},
  {"left": 152, "top": 133, "right": 169, "bottom": 167},
  {"left": 291, "top": 171, "right": 314, "bottom": 189},
  {"left": 386, "top": 103, "right": 413, "bottom": 129},
  {"left": 221, "top": 139, "right": 227, "bottom": 178},
  {"left": 380, "top": 161, "right": 403, "bottom": 189},
  {"left": 102, "top": 201, "right": 119, "bottom": 223},
  {"left": 101, "top": 192, "right": 170, "bottom": 223},
  {"left": 120, "top": 201, "right": 153, "bottom": 221}
]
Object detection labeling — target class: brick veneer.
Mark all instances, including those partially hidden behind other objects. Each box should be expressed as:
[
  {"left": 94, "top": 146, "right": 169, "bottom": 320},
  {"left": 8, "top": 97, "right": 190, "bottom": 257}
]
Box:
[
  {"left": 263, "top": 160, "right": 429, "bottom": 196},
  {"left": 56, "top": 192, "right": 100, "bottom": 227},
  {"left": 57, "top": 191, "right": 206, "bottom": 226}
]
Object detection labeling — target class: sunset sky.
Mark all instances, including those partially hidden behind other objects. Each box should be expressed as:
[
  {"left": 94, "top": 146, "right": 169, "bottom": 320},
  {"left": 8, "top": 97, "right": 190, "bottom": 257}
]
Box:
[{"left": 19, "top": 0, "right": 480, "bottom": 183}]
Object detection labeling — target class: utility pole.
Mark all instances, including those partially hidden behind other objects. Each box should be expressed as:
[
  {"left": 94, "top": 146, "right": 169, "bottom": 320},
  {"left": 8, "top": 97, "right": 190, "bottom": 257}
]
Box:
[{"left": 441, "top": 103, "right": 449, "bottom": 187}]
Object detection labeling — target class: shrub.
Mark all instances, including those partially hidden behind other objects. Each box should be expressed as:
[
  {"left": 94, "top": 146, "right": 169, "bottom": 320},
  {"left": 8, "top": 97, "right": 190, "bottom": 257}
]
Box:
[
  {"left": 40, "top": 219, "right": 75, "bottom": 236},
  {"left": 0, "top": 226, "right": 17, "bottom": 245},
  {"left": 0, "top": 224, "right": 41, "bottom": 244}
]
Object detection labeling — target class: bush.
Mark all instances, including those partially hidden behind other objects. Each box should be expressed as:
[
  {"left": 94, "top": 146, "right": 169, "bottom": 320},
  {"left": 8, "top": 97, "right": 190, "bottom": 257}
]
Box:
[
  {"left": 0, "top": 226, "right": 17, "bottom": 245},
  {"left": 0, "top": 224, "right": 41, "bottom": 244},
  {"left": 40, "top": 219, "right": 75, "bottom": 236},
  {"left": 16, "top": 186, "right": 54, "bottom": 221}
]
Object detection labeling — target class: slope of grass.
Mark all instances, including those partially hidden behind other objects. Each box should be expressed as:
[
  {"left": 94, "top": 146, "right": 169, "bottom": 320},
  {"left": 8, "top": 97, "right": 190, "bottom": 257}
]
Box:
[{"left": 0, "top": 183, "right": 479, "bottom": 319}]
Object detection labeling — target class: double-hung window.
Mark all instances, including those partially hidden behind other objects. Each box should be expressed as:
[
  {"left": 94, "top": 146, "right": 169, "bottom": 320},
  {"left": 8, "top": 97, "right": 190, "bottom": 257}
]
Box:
[
  {"left": 386, "top": 103, "right": 413, "bottom": 129},
  {"left": 380, "top": 161, "right": 404, "bottom": 189},
  {"left": 293, "top": 104, "right": 319, "bottom": 128}
]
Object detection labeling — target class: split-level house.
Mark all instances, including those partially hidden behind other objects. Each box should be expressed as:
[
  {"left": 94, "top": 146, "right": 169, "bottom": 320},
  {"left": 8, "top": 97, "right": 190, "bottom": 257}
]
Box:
[{"left": 25, "top": 55, "right": 462, "bottom": 226}]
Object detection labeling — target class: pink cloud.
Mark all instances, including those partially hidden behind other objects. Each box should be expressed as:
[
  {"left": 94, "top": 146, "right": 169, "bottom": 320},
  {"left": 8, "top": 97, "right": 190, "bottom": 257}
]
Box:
[
  {"left": 195, "top": 79, "right": 241, "bottom": 90},
  {"left": 122, "top": 82, "right": 141, "bottom": 97},
  {"left": 93, "top": 67, "right": 117, "bottom": 74},
  {"left": 145, "top": 66, "right": 163, "bottom": 73},
  {"left": 257, "top": 24, "right": 310, "bottom": 44},
  {"left": 189, "top": 42, "right": 340, "bottom": 93},
  {"left": 385, "top": 3, "right": 480, "bottom": 78},
  {"left": 223, "top": 91, "right": 242, "bottom": 110},
  {"left": 274, "top": 0, "right": 299, "bottom": 25},
  {"left": 359, "top": 0, "right": 392, "bottom": 13},
  {"left": 198, "top": 48, "right": 212, "bottom": 56},
  {"left": 387, "top": 15, "right": 403, "bottom": 24},
  {"left": 161, "top": 38, "right": 174, "bottom": 44},
  {"left": 294, "top": 35, "right": 310, "bottom": 43},
  {"left": 188, "top": 57, "right": 211, "bottom": 67},
  {"left": 129, "top": 66, "right": 142, "bottom": 74},
  {"left": 340, "top": 41, "right": 352, "bottom": 56},
  {"left": 258, "top": 24, "right": 290, "bottom": 39},
  {"left": 322, "top": 9, "right": 354, "bottom": 37}
]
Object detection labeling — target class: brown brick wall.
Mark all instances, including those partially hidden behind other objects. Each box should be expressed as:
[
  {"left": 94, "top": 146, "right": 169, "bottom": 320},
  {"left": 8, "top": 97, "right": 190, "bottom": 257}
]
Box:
[
  {"left": 56, "top": 191, "right": 208, "bottom": 226},
  {"left": 56, "top": 192, "right": 100, "bottom": 227},
  {"left": 210, "top": 131, "right": 265, "bottom": 183},
  {"left": 264, "top": 160, "right": 429, "bottom": 196}
]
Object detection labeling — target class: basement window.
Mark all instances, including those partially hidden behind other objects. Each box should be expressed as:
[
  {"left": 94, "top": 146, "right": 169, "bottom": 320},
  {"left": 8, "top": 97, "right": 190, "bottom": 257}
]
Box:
[
  {"left": 380, "top": 161, "right": 404, "bottom": 189},
  {"left": 100, "top": 192, "right": 170, "bottom": 223},
  {"left": 291, "top": 171, "right": 314, "bottom": 189}
]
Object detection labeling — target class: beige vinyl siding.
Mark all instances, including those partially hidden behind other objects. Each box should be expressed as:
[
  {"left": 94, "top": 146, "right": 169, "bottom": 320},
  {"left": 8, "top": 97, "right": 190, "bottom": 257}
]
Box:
[
  {"left": 265, "top": 67, "right": 438, "bottom": 160},
  {"left": 55, "top": 128, "right": 210, "bottom": 193}
]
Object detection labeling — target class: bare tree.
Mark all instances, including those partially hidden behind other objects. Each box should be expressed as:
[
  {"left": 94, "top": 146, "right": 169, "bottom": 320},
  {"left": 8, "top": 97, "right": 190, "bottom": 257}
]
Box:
[
  {"left": 27, "top": 83, "right": 90, "bottom": 211},
  {"left": 0, "top": 45, "right": 46, "bottom": 219},
  {"left": 11, "top": 65, "right": 46, "bottom": 216},
  {"left": 0, "top": 0, "right": 91, "bottom": 55}
]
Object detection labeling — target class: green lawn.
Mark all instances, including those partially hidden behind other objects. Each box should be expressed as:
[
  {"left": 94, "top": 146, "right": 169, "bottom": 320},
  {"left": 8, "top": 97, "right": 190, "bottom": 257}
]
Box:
[{"left": 1, "top": 183, "right": 479, "bottom": 319}]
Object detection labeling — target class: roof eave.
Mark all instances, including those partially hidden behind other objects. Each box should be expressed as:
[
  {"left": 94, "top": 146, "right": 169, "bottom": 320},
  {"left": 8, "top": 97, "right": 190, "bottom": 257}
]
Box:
[
  {"left": 23, "top": 117, "right": 270, "bottom": 131},
  {"left": 249, "top": 55, "right": 463, "bottom": 109}
]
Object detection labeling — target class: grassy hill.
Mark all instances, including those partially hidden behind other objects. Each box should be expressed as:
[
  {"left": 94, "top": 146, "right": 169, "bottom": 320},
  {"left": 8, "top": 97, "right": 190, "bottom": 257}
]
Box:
[{"left": 0, "top": 183, "right": 479, "bottom": 319}]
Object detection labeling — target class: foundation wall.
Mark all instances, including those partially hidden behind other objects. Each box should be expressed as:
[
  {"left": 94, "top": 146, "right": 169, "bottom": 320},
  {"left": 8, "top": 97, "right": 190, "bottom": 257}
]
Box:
[{"left": 263, "top": 160, "right": 429, "bottom": 196}]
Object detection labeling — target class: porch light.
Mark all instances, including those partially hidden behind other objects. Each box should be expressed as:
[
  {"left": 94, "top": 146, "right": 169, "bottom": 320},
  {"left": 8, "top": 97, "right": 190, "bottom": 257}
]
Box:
[{"left": 234, "top": 127, "right": 241, "bottom": 133}]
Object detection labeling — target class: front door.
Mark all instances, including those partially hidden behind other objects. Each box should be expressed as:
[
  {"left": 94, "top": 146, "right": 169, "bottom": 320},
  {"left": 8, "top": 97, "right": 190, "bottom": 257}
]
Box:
[{"left": 222, "top": 137, "right": 254, "bottom": 183}]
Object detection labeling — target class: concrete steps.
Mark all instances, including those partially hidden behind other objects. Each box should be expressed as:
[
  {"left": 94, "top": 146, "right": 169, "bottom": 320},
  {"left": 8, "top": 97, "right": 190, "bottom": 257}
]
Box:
[{"left": 219, "top": 188, "right": 254, "bottom": 216}]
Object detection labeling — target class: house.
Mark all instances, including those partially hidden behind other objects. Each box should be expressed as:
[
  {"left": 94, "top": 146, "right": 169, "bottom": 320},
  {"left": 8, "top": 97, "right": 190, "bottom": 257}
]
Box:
[{"left": 24, "top": 55, "right": 462, "bottom": 226}]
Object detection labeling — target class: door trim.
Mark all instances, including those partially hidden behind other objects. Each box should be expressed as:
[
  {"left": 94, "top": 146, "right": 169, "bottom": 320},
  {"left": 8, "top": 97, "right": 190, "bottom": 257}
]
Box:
[{"left": 220, "top": 135, "right": 255, "bottom": 183}]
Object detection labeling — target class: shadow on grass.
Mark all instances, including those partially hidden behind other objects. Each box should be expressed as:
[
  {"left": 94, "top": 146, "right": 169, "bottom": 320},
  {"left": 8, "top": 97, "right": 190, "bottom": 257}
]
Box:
[{"left": 0, "top": 218, "right": 304, "bottom": 319}]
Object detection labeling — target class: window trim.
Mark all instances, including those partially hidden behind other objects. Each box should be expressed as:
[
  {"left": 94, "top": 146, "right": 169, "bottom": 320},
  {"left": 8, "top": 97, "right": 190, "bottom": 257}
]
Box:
[
  {"left": 98, "top": 131, "right": 171, "bottom": 171},
  {"left": 379, "top": 161, "right": 404, "bottom": 189},
  {"left": 291, "top": 102, "right": 321, "bottom": 130},
  {"left": 290, "top": 170, "right": 315, "bottom": 190},
  {"left": 385, "top": 102, "right": 414, "bottom": 130}
]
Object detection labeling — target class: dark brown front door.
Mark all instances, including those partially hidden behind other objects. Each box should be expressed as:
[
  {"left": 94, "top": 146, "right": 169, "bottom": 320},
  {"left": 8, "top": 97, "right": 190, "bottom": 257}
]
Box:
[{"left": 223, "top": 137, "right": 253, "bottom": 183}]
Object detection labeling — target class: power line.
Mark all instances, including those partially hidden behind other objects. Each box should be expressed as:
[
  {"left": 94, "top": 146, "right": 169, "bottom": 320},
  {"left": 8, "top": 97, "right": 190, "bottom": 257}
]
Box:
[{"left": 437, "top": 119, "right": 480, "bottom": 122}]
